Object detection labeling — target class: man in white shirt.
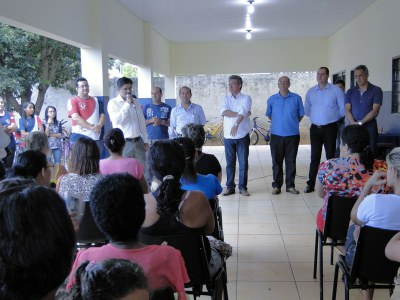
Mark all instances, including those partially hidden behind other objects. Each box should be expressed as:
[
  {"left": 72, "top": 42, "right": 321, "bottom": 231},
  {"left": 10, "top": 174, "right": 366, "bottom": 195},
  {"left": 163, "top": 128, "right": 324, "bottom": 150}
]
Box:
[
  {"left": 170, "top": 86, "right": 206, "bottom": 137},
  {"left": 221, "top": 75, "right": 252, "bottom": 196},
  {"left": 107, "top": 77, "right": 148, "bottom": 168}
]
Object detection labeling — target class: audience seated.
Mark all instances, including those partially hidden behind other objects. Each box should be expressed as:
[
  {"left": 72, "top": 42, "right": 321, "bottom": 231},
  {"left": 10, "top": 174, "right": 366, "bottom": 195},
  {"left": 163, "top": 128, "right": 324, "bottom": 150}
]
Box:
[
  {"left": 70, "top": 259, "right": 149, "bottom": 300},
  {"left": 181, "top": 124, "right": 222, "bottom": 182},
  {"left": 66, "top": 173, "right": 189, "bottom": 300},
  {"left": 26, "top": 130, "right": 67, "bottom": 186},
  {"left": 0, "top": 178, "right": 76, "bottom": 300},
  {"left": 385, "top": 232, "right": 400, "bottom": 300},
  {"left": 57, "top": 137, "right": 103, "bottom": 201},
  {"left": 141, "top": 140, "right": 223, "bottom": 277},
  {"left": 10, "top": 150, "right": 52, "bottom": 186},
  {"left": 315, "top": 125, "right": 386, "bottom": 232},
  {"left": 344, "top": 147, "right": 400, "bottom": 300},
  {"left": 100, "top": 128, "right": 148, "bottom": 193},
  {"left": 174, "top": 137, "right": 222, "bottom": 200}
]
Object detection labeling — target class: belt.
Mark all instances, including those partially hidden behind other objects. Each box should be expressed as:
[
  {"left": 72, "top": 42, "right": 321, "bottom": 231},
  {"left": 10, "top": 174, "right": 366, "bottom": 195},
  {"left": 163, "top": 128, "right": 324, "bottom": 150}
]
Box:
[
  {"left": 312, "top": 122, "right": 337, "bottom": 129},
  {"left": 125, "top": 136, "right": 142, "bottom": 142}
]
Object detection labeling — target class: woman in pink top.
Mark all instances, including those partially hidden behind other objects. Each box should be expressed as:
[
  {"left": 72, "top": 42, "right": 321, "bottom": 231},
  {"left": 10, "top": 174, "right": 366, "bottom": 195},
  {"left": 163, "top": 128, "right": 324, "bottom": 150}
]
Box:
[{"left": 100, "top": 128, "right": 148, "bottom": 193}]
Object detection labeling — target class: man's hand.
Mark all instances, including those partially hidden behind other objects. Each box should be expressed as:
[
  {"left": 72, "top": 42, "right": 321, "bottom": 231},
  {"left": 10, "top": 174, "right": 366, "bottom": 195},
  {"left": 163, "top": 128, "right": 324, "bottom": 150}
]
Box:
[
  {"left": 153, "top": 116, "right": 161, "bottom": 126},
  {"left": 230, "top": 124, "right": 238, "bottom": 137},
  {"left": 92, "top": 124, "right": 102, "bottom": 133},
  {"left": 144, "top": 143, "right": 149, "bottom": 151}
]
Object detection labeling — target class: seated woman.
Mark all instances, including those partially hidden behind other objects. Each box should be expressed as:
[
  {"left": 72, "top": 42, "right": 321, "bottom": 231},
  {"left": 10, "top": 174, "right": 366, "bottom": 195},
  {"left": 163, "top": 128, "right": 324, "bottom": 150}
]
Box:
[
  {"left": 181, "top": 123, "right": 222, "bottom": 182},
  {"left": 141, "top": 140, "right": 223, "bottom": 277},
  {"left": 26, "top": 131, "right": 67, "bottom": 186},
  {"left": 66, "top": 173, "right": 189, "bottom": 300},
  {"left": 175, "top": 137, "right": 222, "bottom": 200},
  {"left": 385, "top": 232, "right": 400, "bottom": 300},
  {"left": 344, "top": 147, "right": 400, "bottom": 300},
  {"left": 10, "top": 150, "right": 52, "bottom": 186},
  {"left": 71, "top": 259, "right": 149, "bottom": 300},
  {"left": 0, "top": 178, "right": 76, "bottom": 300},
  {"left": 315, "top": 125, "right": 387, "bottom": 232},
  {"left": 100, "top": 128, "right": 148, "bottom": 193},
  {"left": 57, "top": 137, "right": 103, "bottom": 202}
]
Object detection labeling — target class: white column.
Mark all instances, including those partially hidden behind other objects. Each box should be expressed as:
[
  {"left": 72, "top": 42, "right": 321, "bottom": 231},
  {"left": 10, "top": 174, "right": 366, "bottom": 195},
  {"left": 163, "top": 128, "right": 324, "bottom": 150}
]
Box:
[
  {"left": 137, "top": 66, "right": 153, "bottom": 98},
  {"left": 81, "top": 48, "right": 109, "bottom": 97},
  {"left": 164, "top": 75, "right": 176, "bottom": 100}
]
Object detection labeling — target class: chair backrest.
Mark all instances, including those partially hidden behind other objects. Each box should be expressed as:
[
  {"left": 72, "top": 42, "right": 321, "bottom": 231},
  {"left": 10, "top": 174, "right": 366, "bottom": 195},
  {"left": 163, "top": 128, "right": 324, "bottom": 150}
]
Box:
[
  {"left": 139, "top": 232, "right": 211, "bottom": 286},
  {"left": 76, "top": 201, "right": 106, "bottom": 244},
  {"left": 351, "top": 226, "right": 400, "bottom": 284},
  {"left": 323, "top": 195, "right": 358, "bottom": 241}
]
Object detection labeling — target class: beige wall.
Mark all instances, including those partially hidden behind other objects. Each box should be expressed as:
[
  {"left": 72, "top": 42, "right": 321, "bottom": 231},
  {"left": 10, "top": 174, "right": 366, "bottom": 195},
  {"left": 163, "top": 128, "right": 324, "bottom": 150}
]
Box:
[
  {"left": 171, "top": 38, "right": 328, "bottom": 75},
  {"left": 329, "top": 0, "right": 400, "bottom": 90}
]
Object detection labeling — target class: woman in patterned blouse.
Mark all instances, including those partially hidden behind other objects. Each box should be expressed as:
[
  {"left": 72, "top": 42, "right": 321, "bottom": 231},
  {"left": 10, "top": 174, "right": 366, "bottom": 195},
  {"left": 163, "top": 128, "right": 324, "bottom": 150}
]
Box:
[{"left": 315, "top": 124, "right": 387, "bottom": 231}]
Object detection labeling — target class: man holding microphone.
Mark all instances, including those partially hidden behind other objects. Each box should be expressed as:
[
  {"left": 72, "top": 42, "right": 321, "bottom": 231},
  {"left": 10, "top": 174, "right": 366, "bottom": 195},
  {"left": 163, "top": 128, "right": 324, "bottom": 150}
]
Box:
[{"left": 108, "top": 77, "right": 148, "bottom": 168}]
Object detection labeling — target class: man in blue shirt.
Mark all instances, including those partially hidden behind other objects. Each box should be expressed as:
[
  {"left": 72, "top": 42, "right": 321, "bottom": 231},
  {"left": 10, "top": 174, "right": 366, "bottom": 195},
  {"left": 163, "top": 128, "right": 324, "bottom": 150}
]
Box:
[
  {"left": 170, "top": 86, "right": 206, "bottom": 137},
  {"left": 143, "top": 86, "right": 171, "bottom": 144},
  {"left": 345, "top": 65, "right": 382, "bottom": 155},
  {"left": 266, "top": 76, "right": 304, "bottom": 195},
  {"left": 304, "top": 67, "right": 345, "bottom": 193}
]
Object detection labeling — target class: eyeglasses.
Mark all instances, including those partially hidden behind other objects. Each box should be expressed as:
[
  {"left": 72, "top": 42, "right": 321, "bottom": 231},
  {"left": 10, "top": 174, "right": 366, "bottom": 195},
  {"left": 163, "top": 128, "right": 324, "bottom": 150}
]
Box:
[
  {"left": 77, "top": 84, "right": 89, "bottom": 89},
  {"left": 278, "top": 81, "right": 290, "bottom": 84},
  {"left": 48, "top": 110, "right": 56, "bottom": 113}
]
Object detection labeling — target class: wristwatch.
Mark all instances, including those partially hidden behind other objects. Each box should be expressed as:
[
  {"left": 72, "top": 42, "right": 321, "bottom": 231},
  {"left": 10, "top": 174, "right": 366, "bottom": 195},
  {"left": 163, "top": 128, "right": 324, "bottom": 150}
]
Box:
[{"left": 358, "top": 121, "right": 363, "bottom": 125}]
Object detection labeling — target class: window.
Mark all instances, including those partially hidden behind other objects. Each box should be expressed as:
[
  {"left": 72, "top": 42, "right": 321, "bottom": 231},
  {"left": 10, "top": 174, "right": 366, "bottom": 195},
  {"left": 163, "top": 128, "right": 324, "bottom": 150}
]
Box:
[
  {"left": 332, "top": 70, "right": 345, "bottom": 84},
  {"left": 392, "top": 56, "right": 400, "bottom": 113},
  {"left": 350, "top": 69, "right": 356, "bottom": 88}
]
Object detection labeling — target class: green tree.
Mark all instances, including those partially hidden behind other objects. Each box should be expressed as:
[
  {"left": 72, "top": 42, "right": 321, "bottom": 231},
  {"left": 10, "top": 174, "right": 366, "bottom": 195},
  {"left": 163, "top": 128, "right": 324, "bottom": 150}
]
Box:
[
  {"left": 109, "top": 58, "right": 137, "bottom": 78},
  {"left": 0, "top": 23, "right": 80, "bottom": 114}
]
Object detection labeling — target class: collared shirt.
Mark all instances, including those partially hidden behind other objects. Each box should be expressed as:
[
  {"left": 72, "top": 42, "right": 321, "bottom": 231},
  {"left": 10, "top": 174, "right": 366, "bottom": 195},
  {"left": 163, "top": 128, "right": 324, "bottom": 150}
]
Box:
[
  {"left": 170, "top": 102, "right": 206, "bottom": 135},
  {"left": 108, "top": 95, "right": 148, "bottom": 143},
  {"left": 221, "top": 92, "right": 252, "bottom": 139},
  {"left": 266, "top": 91, "right": 304, "bottom": 136},
  {"left": 143, "top": 102, "right": 171, "bottom": 139},
  {"left": 345, "top": 82, "right": 383, "bottom": 121},
  {"left": 304, "top": 82, "right": 345, "bottom": 126}
]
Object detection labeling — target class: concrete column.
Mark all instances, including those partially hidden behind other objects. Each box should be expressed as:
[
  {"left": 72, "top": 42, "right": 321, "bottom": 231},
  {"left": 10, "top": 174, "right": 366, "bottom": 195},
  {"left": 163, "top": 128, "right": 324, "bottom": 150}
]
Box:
[
  {"left": 163, "top": 75, "right": 176, "bottom": 108},
  {"left": 137, "top": 66, "right": 153, "bottom": 98},
  {"left": 81, "top": 48, "right": 109, "bottom": 97}
]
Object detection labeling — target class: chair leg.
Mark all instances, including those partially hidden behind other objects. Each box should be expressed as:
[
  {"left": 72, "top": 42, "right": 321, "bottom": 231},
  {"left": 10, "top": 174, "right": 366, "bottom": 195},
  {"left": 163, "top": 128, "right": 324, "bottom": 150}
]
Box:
[
  {"left": 319, "top": 231, "right": 324, "bottom": 300},
  {"left": 330, "top": 244, "right": 334, "bottom": 265},
  {"left": 313, "top": 229, "right": 319, "bottom": 279},
  {"left": 332, "top": 263, "right": 339, "bottom": 300}
]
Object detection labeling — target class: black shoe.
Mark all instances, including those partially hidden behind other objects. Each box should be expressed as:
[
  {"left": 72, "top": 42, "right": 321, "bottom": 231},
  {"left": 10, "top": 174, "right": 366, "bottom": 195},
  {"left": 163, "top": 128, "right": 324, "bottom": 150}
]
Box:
[
  {"left": 222, "top": 188, "right": 235, "bottom": 196},
  {"left": 304, "top": 185, "right": 315, "bottom": 193}
]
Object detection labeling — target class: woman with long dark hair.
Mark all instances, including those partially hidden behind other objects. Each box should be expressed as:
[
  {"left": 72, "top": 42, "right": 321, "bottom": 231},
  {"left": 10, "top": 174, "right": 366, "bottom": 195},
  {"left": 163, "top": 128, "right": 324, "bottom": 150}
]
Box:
[
  {"left": 18, "top": 101, "right": 44, "bottom": 138},
  {"left": 44, "top": 105, "right": 63, "bottom": 164}
]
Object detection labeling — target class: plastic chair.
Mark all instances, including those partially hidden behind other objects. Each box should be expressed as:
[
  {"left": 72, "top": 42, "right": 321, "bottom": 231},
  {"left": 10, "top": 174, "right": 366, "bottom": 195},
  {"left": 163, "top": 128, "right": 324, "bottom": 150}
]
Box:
[
  {"left": 332, "top": 226, "right": 400, "bottom": 300},
  {"left": 139, "top": 232, "right": 228, "bottom": 300},
  {"left": 76, "top": 201, "right": 107, "bottom": 249},
  {"left": 209, "top": 197, "right": 224, "bottom": 241},
  {"left": 313, "top": 195, "right": 358, "bottom": 300}
]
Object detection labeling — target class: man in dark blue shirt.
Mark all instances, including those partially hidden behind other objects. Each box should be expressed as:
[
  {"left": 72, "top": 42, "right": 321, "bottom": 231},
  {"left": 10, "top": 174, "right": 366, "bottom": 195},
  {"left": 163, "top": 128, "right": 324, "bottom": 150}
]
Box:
[{"left": 345, "top": 65, "right": 382, "bottom": 155}]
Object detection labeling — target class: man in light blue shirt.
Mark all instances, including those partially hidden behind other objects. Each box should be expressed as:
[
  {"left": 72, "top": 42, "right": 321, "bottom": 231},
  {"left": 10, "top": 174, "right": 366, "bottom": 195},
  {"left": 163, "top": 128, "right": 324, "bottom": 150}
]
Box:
[
  {"left": 266, "top": 76, "right": 304, "bottom": 195},
  {"left": 304, "top": 67, "right": 345, "bottom": 193},
  {"left": 170, "top": 86, "right": 206, "bottom": 137},
  {"left": 221, "top": 75, "right": 252, "bottom": 197}
]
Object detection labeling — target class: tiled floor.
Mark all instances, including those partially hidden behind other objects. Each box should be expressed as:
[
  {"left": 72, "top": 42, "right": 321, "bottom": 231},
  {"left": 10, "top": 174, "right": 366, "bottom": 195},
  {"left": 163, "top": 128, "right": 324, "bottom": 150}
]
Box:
[{"left": 197, "top": 145, "right": 391, "bottom": 300}]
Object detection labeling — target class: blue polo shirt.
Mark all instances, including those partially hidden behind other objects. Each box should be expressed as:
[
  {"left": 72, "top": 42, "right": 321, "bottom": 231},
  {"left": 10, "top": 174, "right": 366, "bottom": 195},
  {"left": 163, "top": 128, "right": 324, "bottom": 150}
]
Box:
[
  {"left": 266, "top": 91, "right": 304, "bottom": 136},
  {"left": 142, "top": 102, "right": 171, "bottom": 139},
  {"left": 345, "top": 82, "right": 383, "bottom": 121}
]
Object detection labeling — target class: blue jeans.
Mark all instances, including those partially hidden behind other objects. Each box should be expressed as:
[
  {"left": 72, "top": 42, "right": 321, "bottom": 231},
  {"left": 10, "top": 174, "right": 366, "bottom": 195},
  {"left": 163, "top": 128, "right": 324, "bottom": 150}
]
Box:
[
  {"left": 224, "top": 134, "right": 250, "bottom": 191},
  {"left": 51, "top": 148, "right": 62, "bottom": 164}
]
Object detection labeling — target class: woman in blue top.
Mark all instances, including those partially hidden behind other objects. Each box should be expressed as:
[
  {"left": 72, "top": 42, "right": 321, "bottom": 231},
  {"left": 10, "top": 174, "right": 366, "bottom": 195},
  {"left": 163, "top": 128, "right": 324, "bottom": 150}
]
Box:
[
  {"left": 43, "top": 105, "right": 63, "bottom": 164},
  {"left": 18, "top": 102, "right": 44, "bottom": 138},
  {"left": 174, "top": 137, "right": 222, "bottom": 200},
  {"left": 0, "top": 97, "right": 17, "bottom": 168}
]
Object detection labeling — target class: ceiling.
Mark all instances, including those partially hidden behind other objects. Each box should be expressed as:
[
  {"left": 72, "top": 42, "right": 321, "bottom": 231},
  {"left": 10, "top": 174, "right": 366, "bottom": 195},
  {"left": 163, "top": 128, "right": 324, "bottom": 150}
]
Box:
[{"left": 118, "top": 0, "right": 376, "bottom": 43}]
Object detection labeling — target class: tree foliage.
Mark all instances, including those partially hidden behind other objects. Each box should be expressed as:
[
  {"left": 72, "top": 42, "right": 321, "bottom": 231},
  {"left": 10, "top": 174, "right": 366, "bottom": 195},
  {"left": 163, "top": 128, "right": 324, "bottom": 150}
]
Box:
[
  {"left": 109, "top": 58, "right": 138, "bottom": 78},
  {"left": 0, "top": 24, "right": 80, "bottom": 114}
]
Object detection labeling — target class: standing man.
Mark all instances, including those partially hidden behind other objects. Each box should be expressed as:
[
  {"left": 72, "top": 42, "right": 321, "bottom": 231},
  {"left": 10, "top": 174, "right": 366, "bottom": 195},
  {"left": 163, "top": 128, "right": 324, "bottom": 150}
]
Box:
[
  {"left": 345, "top": 65, "right": 382, "bottom": 154},
  {"left": 143, "top": 86, "right": 171, "bottom": 144},
  {"left": 67, "top": 77, "right": 105, "bottom": 154},
  {"left": 266, "top": 76, "right": 304, "bottom": 195},
  {"left": 221, "top": 75, "right": 252, "bottom": 197},
  {"left": 170, "top": 86, "right": 206, "bottom": 137},
  {"left": 108, "top": 77, "right": 148, "bottom": 168},
  {"left": 304, "top": 67, "right": 345, "bottom": 193}
]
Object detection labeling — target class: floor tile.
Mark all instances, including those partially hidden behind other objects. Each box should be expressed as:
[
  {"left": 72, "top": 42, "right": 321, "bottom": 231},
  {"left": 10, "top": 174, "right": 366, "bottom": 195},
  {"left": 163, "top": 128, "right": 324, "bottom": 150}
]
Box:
[{"left": 237, "top": 262, "right": 294, "bottom": 281}]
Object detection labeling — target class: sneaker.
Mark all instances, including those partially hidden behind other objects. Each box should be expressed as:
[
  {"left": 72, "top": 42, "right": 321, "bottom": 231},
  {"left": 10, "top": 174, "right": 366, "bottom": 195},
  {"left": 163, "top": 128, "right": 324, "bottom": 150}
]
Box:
[
  {"left": 222, "top": 188, "right": 235, "bottom": 196},
  {"left": 286, "top": 187, "right": 300, "bottom": 194},
  {"left": 271, "top": 187, "right": 281, "bottom": 195},
  {"left": 240, "top": 189, "right": 250, "bottom": 196},
  {"left": 304, "top": 185, "right": 315, "bottom": 193}
]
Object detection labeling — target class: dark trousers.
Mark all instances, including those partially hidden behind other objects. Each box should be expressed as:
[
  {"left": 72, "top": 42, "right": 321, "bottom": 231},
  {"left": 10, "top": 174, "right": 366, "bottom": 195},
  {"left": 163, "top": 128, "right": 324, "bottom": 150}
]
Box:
[
  {"left": 270, "top": 134, "right": 300, "bottom": 189},
  {"left": 307, "top": 123, "right": 337, "bottom": 187},
  {"left": 224, "top": 134, "right": 250, "bottom": 191},
  {"left": 363, "top": 119, "right": 378, "bottom": 156}
]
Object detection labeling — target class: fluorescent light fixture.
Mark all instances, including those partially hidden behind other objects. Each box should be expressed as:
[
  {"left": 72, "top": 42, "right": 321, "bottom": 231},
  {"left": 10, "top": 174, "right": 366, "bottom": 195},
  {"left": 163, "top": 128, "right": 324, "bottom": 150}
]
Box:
[
  {"left": 247, "top": 0, "right": 255, "bottom": 14},
  {"left": 246, "top": 30, "right": 252, "bottom": 40}
]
